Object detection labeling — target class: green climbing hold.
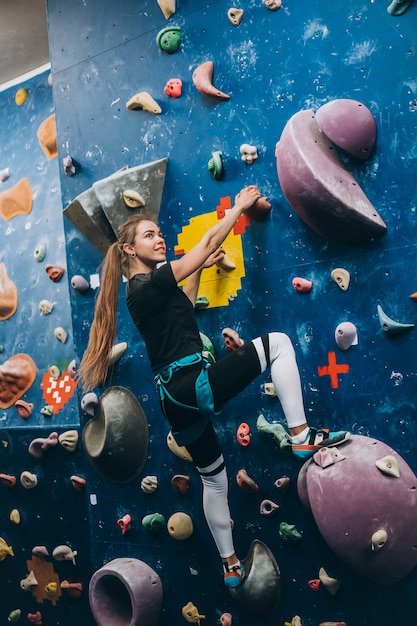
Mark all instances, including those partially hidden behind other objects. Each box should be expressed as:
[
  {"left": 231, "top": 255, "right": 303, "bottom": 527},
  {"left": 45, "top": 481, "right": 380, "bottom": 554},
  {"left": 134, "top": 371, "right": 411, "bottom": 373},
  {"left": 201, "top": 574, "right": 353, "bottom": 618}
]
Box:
[
  {"left": 208, "top": 151, "right": 223, "bottom": 180},
  {"left": 200, "top": 332, "right": 216, "bottom": 364},
  {"left": 142, "top": 513, "right": 166, "bottom": 534},
  {"left": 156, "top": 26, "right": 181, "bottom": 54},
  {"left": 256, "top": 414, "right": 292, "bottom": 455},
  {"left": 279, "top": 522, "right": 302, "bottom": 544}
]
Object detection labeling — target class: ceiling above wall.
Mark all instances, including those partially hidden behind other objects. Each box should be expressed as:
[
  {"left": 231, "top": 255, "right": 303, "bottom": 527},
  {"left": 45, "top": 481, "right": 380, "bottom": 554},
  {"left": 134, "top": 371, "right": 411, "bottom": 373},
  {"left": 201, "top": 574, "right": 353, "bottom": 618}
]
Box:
[{"left": 0, "top": 0, "right": 50, "bottom": 87}]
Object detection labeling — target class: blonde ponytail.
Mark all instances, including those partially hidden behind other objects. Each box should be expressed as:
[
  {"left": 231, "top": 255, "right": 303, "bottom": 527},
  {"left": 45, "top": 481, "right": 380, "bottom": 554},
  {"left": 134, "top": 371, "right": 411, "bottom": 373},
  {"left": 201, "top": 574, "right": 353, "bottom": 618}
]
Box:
[
  {"left": 77, "top": 213, "right": 154, "bottom": 391},
  {"left": 77, "top": 243, "right": 123, "bottom": 390}
]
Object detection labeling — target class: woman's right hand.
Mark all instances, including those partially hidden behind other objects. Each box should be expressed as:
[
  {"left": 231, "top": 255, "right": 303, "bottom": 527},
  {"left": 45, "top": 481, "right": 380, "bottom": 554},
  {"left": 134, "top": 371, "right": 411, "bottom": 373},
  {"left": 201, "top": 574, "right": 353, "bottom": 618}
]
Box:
[{"left": 234, "top": 185, "right": 261, "bottom": 211}]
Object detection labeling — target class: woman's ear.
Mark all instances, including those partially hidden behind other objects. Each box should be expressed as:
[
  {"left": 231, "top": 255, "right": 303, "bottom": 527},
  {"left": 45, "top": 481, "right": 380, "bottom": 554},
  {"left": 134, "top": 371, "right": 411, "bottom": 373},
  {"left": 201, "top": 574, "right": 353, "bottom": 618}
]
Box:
[{"left": 123, "top": 243, "right": 135, "bottom": 256}]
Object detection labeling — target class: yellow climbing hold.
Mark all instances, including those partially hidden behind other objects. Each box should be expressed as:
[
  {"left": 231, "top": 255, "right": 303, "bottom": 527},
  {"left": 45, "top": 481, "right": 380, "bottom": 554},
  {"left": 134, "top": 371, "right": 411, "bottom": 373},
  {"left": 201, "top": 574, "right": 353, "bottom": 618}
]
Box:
[
  {"left": 45, "top": 582, "right": 58, "bottom": 596},
  {"left": 15, "top": 88, "right": 28, "bottom": 106},
  {"left": 182, "top": 601, "right": 205, "bottom": 624},
  {"left": 0, "top": 537, "right": 14, "bottom": 560},
  {"left": 9, "top": 509, "right": 21, "bottom": 524}
]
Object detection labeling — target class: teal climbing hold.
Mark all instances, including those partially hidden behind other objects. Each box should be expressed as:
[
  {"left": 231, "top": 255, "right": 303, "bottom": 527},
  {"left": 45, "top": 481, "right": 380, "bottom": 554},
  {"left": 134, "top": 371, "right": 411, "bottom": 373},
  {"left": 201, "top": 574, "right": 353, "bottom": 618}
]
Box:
[{"left": 377, "top": 304, "right": 414, "bottom": 336}]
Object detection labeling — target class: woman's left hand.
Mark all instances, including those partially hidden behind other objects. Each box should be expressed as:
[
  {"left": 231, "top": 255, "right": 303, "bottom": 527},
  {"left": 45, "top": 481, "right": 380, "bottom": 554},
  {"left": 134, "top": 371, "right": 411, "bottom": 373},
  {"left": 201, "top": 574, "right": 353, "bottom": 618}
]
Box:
[{"left": 202, "top": 247, "right": 225, "bottom": 268}]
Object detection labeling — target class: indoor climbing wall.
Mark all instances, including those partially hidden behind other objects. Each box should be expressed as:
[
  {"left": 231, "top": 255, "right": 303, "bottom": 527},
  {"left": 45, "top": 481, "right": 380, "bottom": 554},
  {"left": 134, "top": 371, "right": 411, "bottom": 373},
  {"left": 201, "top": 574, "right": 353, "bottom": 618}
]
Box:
[
  {"left": 2, "top": 0, "right": 417, "bottom": 624},
  {"left": 0, "top": 72, "right": 94, "bottom": 624}
]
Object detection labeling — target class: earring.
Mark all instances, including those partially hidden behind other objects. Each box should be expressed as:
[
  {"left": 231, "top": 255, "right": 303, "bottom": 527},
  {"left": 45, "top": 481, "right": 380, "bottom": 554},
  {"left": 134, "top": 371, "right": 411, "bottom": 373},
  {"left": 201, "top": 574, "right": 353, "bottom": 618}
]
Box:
[{"left": 131, "top": 252, "right": 136, "bottom": 258}]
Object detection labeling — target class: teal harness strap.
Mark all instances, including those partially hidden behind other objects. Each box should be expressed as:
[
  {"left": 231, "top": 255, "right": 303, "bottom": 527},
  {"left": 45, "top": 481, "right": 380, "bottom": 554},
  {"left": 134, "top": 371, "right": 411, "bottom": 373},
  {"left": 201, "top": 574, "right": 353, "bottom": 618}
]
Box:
[{"left": 154, "top": 352, "right": 220, "bottom": 446}]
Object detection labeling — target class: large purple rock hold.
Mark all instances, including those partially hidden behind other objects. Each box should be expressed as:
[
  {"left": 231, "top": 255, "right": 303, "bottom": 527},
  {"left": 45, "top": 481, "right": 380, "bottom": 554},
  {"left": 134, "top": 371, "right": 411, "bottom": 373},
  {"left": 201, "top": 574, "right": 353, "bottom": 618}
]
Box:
[
  {"left": 297, "top": 435, "right": 417, "bottom": 586},
  {"left": 89, "top": 557, "right": 163, "bottom": 626},
  {"left": 315, "top": 99, "right": 376, "bottom": 160},
  {"left": 276, "top": 110, "right": 387, "bottom": 244}
]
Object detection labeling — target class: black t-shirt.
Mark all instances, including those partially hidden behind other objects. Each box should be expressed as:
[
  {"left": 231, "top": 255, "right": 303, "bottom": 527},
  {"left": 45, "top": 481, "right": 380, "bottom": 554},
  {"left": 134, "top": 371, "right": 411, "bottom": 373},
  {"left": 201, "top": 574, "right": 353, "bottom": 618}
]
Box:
[{"left": 126, "top": 262, "right": 203, "bottom": 372}]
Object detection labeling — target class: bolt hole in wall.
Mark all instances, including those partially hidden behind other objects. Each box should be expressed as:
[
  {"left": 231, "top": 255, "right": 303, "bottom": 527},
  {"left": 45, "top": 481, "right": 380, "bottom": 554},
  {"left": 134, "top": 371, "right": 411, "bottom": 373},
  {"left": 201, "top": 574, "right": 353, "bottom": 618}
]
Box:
[{"left": 1, "top": 0, "right": 417, "bottom": 625}]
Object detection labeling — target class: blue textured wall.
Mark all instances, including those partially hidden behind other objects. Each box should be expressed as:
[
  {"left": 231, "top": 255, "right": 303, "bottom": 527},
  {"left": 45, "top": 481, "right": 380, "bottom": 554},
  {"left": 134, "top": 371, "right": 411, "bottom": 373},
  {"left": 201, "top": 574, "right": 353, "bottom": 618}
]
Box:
[
  {"left": 0, "top": 71, "right": 93, "bottom": 624},
  {"left": 48, "top": 0, "right": 417, "bottom": 624},
  {"left": 1, "top": 0, "right": 417, "bottom": 624}
]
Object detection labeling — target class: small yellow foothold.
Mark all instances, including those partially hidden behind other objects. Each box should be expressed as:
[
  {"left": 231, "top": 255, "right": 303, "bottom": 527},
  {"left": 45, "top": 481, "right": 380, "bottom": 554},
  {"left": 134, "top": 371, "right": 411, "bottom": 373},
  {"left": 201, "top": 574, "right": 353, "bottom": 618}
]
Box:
[
  {"left": 0, "top": 536, "right": 14, "bottom": 560},
  {"left": 9, "top": 509, "right": 21, "bottom": 524},
  {"left": 15, "top": 88, "right": 28, "bottom": 105},
  {"left": 182, "top": 601, "right": 206, "bottom": 624},
  {"left": 45, "top": 581, "right": 58, "bottom": 596},
  {"left": 331, "top": 267, "right": 350, "bottom": 291},
  {"left": 126, "top": 92, "right": 162, "bottom": 114}
]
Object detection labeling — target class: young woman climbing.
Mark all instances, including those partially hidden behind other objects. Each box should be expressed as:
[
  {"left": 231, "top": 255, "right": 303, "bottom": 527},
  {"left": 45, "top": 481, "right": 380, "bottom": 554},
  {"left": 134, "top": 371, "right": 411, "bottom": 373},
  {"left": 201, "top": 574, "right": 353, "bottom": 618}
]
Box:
[{"left": 77, "top": 184, "right": 349, "bottom": 589}]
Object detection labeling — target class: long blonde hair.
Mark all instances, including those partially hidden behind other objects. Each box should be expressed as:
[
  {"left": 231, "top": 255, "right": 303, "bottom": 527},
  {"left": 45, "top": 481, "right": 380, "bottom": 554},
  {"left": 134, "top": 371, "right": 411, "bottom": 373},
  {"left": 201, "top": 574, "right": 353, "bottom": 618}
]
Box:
[{"left": 77, "top": 213, "right": 154, "bottom": 391}]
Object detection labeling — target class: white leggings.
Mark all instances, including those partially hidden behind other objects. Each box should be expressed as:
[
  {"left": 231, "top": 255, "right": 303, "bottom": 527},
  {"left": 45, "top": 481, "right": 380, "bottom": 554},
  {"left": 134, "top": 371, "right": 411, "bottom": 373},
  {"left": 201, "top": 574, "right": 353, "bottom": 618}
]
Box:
[{"left": 196, "top": 332, "right": 307, "bottom": 558}]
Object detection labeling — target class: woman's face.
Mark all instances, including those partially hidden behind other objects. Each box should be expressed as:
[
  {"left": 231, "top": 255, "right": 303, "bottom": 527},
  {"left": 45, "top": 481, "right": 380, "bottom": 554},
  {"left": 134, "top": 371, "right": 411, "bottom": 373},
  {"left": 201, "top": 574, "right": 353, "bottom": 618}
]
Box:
[{"left": 132, "top": 220, "right": 166, "bottom": 266}]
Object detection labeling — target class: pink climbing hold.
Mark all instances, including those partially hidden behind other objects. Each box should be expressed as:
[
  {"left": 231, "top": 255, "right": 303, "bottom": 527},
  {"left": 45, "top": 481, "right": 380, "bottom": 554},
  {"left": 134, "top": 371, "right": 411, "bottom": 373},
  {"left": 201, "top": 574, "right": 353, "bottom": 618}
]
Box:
[
  {"left": 192, "top": 61, "right": 230, "bottom": 101},
  {"left": 237, "top": 422, "right": 251, "bottom": 447},
  {"left": 164, "top": 78, "right": 183, "bottom": 98},
  {"left": 28, "top": 432, "right": 59, "bottom": 459},
  {"left": 222, "top": 327, "right": 244, "bottom": 351},
  {"left": 308, "top": 578, "right": 321, "bottom": 591},
  {"left": 117, "top": 514, "right": 132, "bottom": 535},
  {"left": 0, "top": 473, "right": 17, "bottom": 488},
  {"left": 236, "top": 468, "right": 258, "bottom": 493},
  {"left": 274, "top": 476, "right": 290, "bottom": 493},
  {"left": 292, "top": 277, "right": 313, "bottom": 293},
  {"left": 260, "top": 499, "right": 279, "bottom": 516},
  {"left": 313, "top": 447, "right": 346, "bottom": 468}
]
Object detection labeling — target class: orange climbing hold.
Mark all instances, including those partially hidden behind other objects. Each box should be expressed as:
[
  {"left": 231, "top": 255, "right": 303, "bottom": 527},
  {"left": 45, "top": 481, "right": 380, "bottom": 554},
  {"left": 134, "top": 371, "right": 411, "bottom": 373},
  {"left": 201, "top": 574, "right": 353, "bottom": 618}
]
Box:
[
  {"left": 0, "top": 177, "right": 33, "bottom": 221},
  {"left": 0, "top": 354, "right": 36, "bottom": 409},
  {"left": 37, "top": 114, "right": 58, "bottom": 159}
]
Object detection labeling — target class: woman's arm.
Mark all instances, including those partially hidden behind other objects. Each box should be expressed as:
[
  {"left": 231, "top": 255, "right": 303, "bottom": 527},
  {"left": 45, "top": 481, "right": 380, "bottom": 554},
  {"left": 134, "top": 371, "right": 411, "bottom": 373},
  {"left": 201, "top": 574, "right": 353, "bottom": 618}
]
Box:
[
  {"left": 171, "top": 185, "right": 261, "bottom": 284},
  {"left": 182, "top": 247, "right": 225, "bottom": 306}
]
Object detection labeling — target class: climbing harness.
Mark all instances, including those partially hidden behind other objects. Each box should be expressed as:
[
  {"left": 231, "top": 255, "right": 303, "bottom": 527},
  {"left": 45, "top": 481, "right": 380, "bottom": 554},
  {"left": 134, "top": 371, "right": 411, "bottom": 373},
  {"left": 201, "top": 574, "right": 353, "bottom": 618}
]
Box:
[{"left": 154, "top": 352, "right": 220, "bottom": 445}]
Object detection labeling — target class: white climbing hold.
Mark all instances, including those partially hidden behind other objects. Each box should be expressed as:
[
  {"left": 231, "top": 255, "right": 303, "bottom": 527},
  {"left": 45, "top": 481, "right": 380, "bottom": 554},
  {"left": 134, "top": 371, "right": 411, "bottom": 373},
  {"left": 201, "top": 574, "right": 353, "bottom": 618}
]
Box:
[
  {"left": 331, "top": 267, "right": 350, "bottom": 291},
  {"left": 375, "top": 454, "right": 401, "bottom": 478}
]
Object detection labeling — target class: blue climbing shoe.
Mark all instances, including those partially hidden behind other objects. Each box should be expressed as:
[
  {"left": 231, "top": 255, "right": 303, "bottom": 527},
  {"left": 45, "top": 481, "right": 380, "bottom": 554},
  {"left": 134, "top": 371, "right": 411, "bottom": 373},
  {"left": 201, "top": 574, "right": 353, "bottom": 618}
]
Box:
[
  {"left": 292, "top": 427, "right": 350, "bottom": 461},
  {"left": 223, "top": 562, "right": 245, "bottom": 588}
]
